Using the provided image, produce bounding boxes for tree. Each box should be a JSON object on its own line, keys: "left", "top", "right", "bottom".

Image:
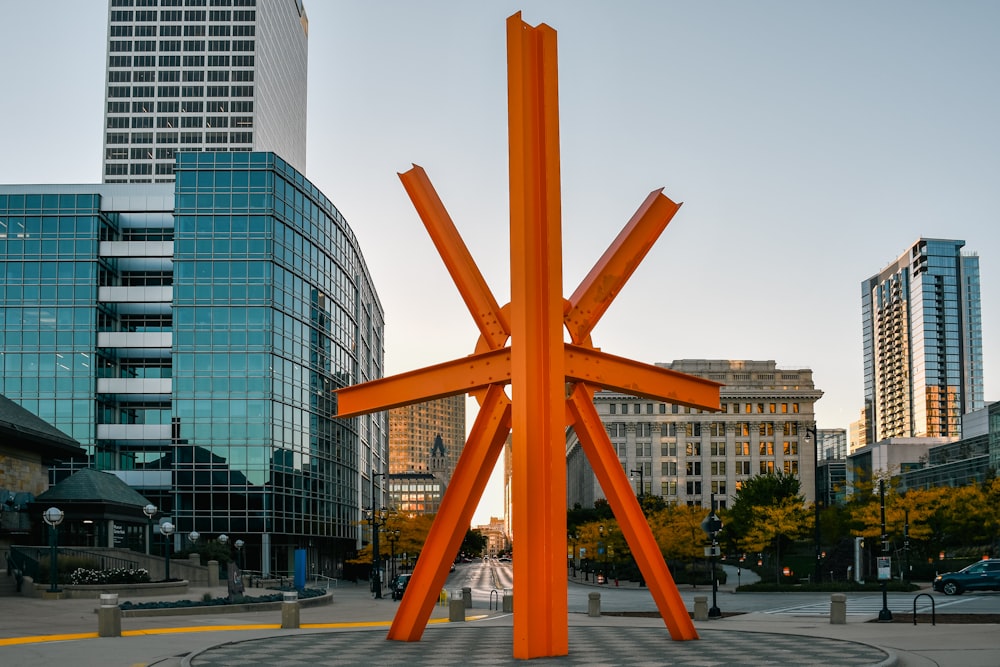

{"left": 460, "top": 529, "right": 488, "bottom": 557}
{"left": 742, "top": 497, "right": 812, "bottom": 582}
{"left": 725, "top": 472, "right": 802, "bottom": 554}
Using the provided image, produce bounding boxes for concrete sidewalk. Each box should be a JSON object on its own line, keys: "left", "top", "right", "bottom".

{"left": 0, "top": 581, "right": 997, "bottom": 666}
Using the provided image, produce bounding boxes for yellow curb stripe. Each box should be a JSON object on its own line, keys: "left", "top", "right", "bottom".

{"left": 0, "top": 632, "right": 98, "bottom": 646}
{"left": 0, "top": 614, "right": 491, "bottom": 646}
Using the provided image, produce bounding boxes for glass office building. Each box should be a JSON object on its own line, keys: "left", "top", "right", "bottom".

{"left": 862, "top": 238, "right": 984, "bottom": 442}
{"left": 0, "top": 152, "right": 385, "bottom": 575}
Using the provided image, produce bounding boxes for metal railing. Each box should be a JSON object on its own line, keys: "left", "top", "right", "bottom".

{"left": 310, "top": 574, "right": 339, "bottom": 591}
{"left": 8, "top": 545, "right": 140, "bottom": 584}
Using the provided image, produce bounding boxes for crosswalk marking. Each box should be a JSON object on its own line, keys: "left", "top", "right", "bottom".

{"left": 763, "top": 595, "right": 976, "bottom": 616}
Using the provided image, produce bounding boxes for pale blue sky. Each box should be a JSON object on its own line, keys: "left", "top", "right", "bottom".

{"left": 1, "top": 2, "right": 997, "bottom": 524}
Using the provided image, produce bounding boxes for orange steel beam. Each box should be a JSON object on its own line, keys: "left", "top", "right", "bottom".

{"left": 565, "top": 190, "right": 681, "bottom": 344}
{"left": 567, "top": 383, "right": 699, "bottom": 640}
{"left": 334, "top": 348, "right": 510, "bottom": 417}
{"left": 507, "top": 13, "right": 567, "bottom": 659}
{"left": 399, "top": 165, "right": 510, "bottom": 350}
{"left": 388, "top": 384, "right": 511, "bottom": 641}
{"left": 564, "top": 345, "right": 721, "bottom": 411}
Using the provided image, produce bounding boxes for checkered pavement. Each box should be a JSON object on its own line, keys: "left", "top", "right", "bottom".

{"left": 188, "top": 626, "right": 890, "bottom": 666}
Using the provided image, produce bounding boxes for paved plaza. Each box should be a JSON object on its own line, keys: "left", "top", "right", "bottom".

{"left": 1, "top": 580, "right": 998, "bottom": 666}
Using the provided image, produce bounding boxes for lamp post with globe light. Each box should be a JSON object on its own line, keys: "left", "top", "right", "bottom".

{"left": 160, "top": 521, "right": 175, "bottom": 581}
{"left": 42, "top": 507, "right": 64, "bottom": 593}
{"left": 143, "top": 504, "right": 157, "bottom": 555}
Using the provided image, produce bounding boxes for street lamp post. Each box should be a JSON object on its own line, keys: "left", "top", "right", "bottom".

{"left": 701, "top": 510, "right": 723, "bottom": 618}
{"left": 234, "top": 539, "right": 245, "bottom": 569}
{"left": 143, "top": 503, "right": 157, "bottom": 555}
{"left": 188, "top": 530, "right": 200, "bottom": 553}
{"left": 805, "top": 425, "right": 822, "bottom": 583}
{"left": 42, "top": 507, "right": 65, "bottom": 593}
{"left": 385, "top": 529, "right": 399, "bottom": 582}
{"left": 630, "top": 468, "right": 644, "bottom": 500}
{"left": 598, "top": 524, "right": 608, "bottom": 584}
{"left": 568, "top": 533, "right": 578, "bottom": 577}
{"left": 878, "top": 478, "right": 893, "bottom": 622}
{"left": 161, "top": 521, "right": 175, "bottom": 581}
{"left": 369, "top": 470, "right": 386, "bottom": 598}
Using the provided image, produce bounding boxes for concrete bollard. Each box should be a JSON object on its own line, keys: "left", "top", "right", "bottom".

{"left": 462, "top": 586, "right": 472, "bottom": 609}
{"left": 694, "top": 595, "right": 709, "bottom": 621}
{"left": 449, "top": 589, "right": 465, "bottom": 622}
{"left": 97, "top": 593, "right": 121, "bottom": 638}
{"left": 588, "top": 592, "right": 601, "bottom": 617}
{"left": 281, "top": 591, "right": 300, "bottom": 629}
{"left": 207, "top": 560, "right": 220, "bottom": 588}
{"left": 502, "top": 588, "right": 513, "bottom": 613}
{"left": 830, "top": 593, "right": 847, "bottom": 625}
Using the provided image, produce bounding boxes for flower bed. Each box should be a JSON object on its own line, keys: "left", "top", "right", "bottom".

{"left": 71, "top": 567, "right": 151, "bottom": 585}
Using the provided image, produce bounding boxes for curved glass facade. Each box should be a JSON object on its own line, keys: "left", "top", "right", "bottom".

{"left": 0, "top": 153, "right": 386, "bottom": 576}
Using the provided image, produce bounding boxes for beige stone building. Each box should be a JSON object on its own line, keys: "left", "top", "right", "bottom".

{"left": 566, "top": 360, "right": 823, "bottom": 510}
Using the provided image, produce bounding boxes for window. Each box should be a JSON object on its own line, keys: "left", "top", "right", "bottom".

{"left": 783, "top": 422, "right": 798, "bottom": 436}
{"left": 661, "top": 481, "right": 677, "bottom": 496}
{"left": 635, "top": 423, "right": 650, "bottom": 438}
{"left": 759, "top": 423, "right": 774, "bottom": 436}
{"left": 783, "top": 461, "right": 799, "bottom": 475}
{"left": 661, "top": 423, "right": 676, "bottom": 437}
{"left": 607, "top": 422, "right": 626, "bottom": 438}
{"left": 183, "top": 70, "right": 205, "bottom": 81}
{"left": 710, "top": 422, "right": 725, "bottom": 436}
{"left": 783, "top": 441, "right": 798, "bottom": 456}
{"left": 710, "top": 461, "right": 726, "bottom": 475}
{"left": 769, "top": 403, "right": 777, "bottom": 414}
{"left": 686, "top": 480, "right": 702, "bottom": 495}
{"left": 759, "top": 442, "right": 774, "bottom": 456}
{"left": 736, "top": 460, "right": 751, "bottom": 475}
{"left": 661, "top": 461, "right": 677, "bottom": 476}
{"left": 735, "top": 422, "right": 750, "bottom": 437}
{"left": 609, "top": 404, "right": 616, "bottom": 415}
{"left": 711, "top": 481, "right": 726, "bottom": 495}
{"left": 759, "top": 461, "right": 775, "bottom": 474}
{"left": 635, "top": 442, "right": 651, "bottom": 457}
{"left": 685, "top": 442, "right": 701, "bottom": 457}
{"left": 792, "top": 403, "right": 800, "bottom": 413}
{"left": 710, "top": 442, "right": 725, "bottom": 456}
{"left": 685, "top": 461, "right": 701, "bottom": 476}
{"left": 661, "top": 441, "right": 677, "bottom": 457}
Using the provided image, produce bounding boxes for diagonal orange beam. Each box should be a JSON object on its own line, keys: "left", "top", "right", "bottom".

{"left": 564, "top": 344, "right": 721, "bottom": 411}
{"left": 567, "top": 383, "right": 699, "bottom": 641}
{"left": 399, "top": 165, "right": 510, "bottom": 350}
{"left": 565, "top": 190, "right": 681, "bottom": 344}
{"left": 387, "top": 384, "right": 511, "bottom": 641}
{"left": 334, "top": 348, "right": 510, "bottom": 417}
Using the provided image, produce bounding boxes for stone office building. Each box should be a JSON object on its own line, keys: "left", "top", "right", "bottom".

{"left": 567, "top": 360, "right": 823, "bottom": 510}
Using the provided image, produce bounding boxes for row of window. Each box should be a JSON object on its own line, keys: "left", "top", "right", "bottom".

{"left": 108, "top": 84, "right": 254, "bottom": 97}
{"left": 108, "top": 101, "right": 254, "bottom": 114}
{"left": 109, "top": 69, "right": 253, "bottom": 82}
{"left": 105, "top": 130, "right": 253, "bottom": 145}
{"left": 111, "top": 10, "right": 256, "bottom": 23}
{"left": 110, "top": 39, "right": 254, "bottom": 52}
{"left": 622, "top": 440, "right": 801, "bottom": 458}
{"left": 108, "top": 118, "right": 252, "bottom": 132}
{"left": 608, "top": 401, "right": 802, "bottom": 415}
{"left": 109, "top": 54, "right": 254, "bottom": 68}
{"left": 111, "top": 24, "right": 255, "bottom": 37}
{"left": 111, "top": 0, "right": 257, "bottom": 7}
{"left": 606, "top": 421, "right": 802, "bottom": 438}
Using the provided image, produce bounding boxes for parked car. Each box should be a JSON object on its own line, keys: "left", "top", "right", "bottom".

{"left": 391, "top": 573, "right": 412, "bottom": 600}
{"left": 933, "top": 559, "right": 1000, "bottom": 595}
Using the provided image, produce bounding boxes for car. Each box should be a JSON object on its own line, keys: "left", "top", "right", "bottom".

{"left": 391, "top": 573, "right": 412, "bottom": 600}
{"left": 933, "top": 559, "right": 1000, "bottom": 595}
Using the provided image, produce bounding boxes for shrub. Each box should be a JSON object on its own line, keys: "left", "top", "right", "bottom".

{"left": 70, "top": 567, "right": 152, "bottom": 585}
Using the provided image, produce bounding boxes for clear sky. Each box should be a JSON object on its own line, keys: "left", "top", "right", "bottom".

{"left": 1, "top": 2, "right": 997, "bottom": 526}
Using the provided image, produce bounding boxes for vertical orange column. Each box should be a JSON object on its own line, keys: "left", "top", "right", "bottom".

{"left": 507, "top": 14, "right": 568, "bottom": 659}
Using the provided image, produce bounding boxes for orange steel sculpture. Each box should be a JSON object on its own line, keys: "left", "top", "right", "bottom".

{"left": 334, "top": 13, "right": 721, "bottom": 660}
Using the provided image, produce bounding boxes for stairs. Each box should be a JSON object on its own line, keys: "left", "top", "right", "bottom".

{"left": 0, "top": 569, "right": 19, "bottom": 596}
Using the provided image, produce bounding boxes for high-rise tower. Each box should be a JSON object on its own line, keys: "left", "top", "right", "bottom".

{"left": 862, "top": 238, "right": 984, "bottom": 442}
{"left": 102, "top": 0, "right": 308, "bottom": 184}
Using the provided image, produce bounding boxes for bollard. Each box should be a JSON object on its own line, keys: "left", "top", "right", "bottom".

{"left": 502, "top": 588, "right": 513, "bottom": 613}
{"left": 462, "top": 586, "right": 472, "bottom": 609}
{"left": 694, "top": 595, "right": 709, "bottom": 621}
{"left": 588, "top": 592, "right": 601, "bottom": 617}
{"left": 97, "top": 593, "right": 121, "bottom": 638}
{"left": 281, "top": 591, "right": 300, "bottom": 629}
{"left": 449, "top": 589, "right": 465, "bottom": 622}
{"left": 830, "top": 593, "right": 847, "bottom": 625}
{"left": 207, "top": 559, "right": 220, "bottom": 588}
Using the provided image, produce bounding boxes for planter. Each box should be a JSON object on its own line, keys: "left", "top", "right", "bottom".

{"left": 32, "top": 579, "right": 190, "bottom": 599}
{"left": 119, "top": 590, "right": 333, "bottom": 617}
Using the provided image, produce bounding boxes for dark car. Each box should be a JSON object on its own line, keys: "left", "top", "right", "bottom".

{"left": 933, "top": 559, "right": 1000, "bottom": 595}
{"left": 391, "top": 573, "right": 412, "bottom": 600}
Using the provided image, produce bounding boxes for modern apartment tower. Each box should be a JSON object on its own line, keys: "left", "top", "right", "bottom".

{"left": 0, "top": 152, "right": 385, "bottom": 575}
{"left": 103, "top": 0, "right": 308, "bottom": 184}
{"left": 862, "top": 238, "right": 984, "bottom": 442}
